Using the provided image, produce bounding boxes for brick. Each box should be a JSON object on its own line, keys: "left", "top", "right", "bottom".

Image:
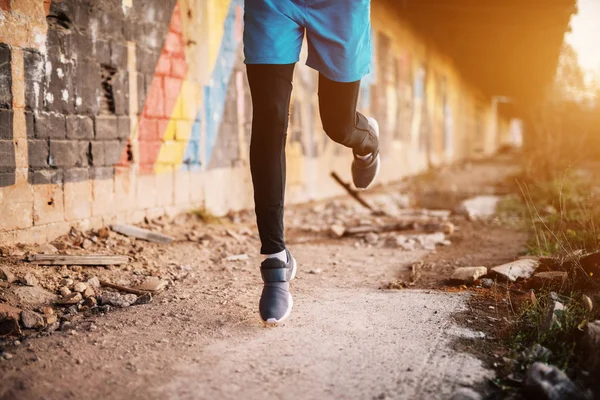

{"left": 0, "top": 173, "right": 15, "bottom": 187}
{"left": 155, "top": 55, "right": 171, "bottom": 76}
{"left": 74, "top": 61, "right": 101, "bottom": 115}
{"left": 94, "top": 40, "right": 111, "bottom": 65}
{"left": 90, "top": 141, "right": 105, "bottom": 166}
{"left": 64, "top": 179, "right": 92, "bottom": 221}
{"left": 33, "top": 184, "right": 65, "bottom": 225}
{"left": 104, "top": 140, "right": 123, "bottom": 166}
{"left": 138, "top": 118, "right": 158, "bottom": 142}
{"left": 64, "top": 167, "right": 88, "bottom": 183}
{"left": 139, "top": 141, "right": 161, "bottom": 167}
{"left": 0, "top": 109, "right": 13, "bottom": 139}
{"left": 15, "top": 222, "right": 71, "bottom": 245}
{"left": 90, "top": 166, "right": 113, "bottom": 180}
{"left": 175, "top": 120, "right": 192, "bottom": 141}
{"left": 44, "top": 51, "right": 73, "bottom": 114}
{"left": 28, "top": 169, "right": 63, "bottom": 185}
{"left": 143, "top": 77, "right": 164, "bottom": 118}
{"left": 0, "top": 183, "right": 33, "bottom": 230}
{"left": 171, "top": 57, "right": 187, "bottom": 79}
{"left": 137, "top": 73, "right": 146, "bottom": 112}
{"left": 157, "top": 119, "right": 170, "bottom": 140}
{"left": 92, "top": 178, "right": 115, "bottom": 216}
{"left": 0, "top": 140, "right": 15, "bottom": 168}
{"left": 67, "top": 115, "right": 94, "bottom": 140}
{"left": 136, "top": 47, "right": 156, "bottom": 75}
{"left": 25, "top": 112, "right": 34, "bottom": 138}
{"left": 27, "top": 139, "right": 49, "bottom": 168}
{"left": 164, "top": 32, "right": 184, "bottom": 56}
{"left": 111, "top": 42, "right": 128, "bottom": 68}
{"left": 95, "top": 116, "right": 118, "bottom": 140}
{"left": 117, "top": 116, "right": 130, "bottom": 139}
{"left": 35, "top": 112, "right": 66, "bottom": 139}
{"left": 23, "top": 50, "right": 45, "bottom": 111}
{"left": 112, "top": 71, "right": 129, "bottom": 116}
{"left": 49, "top": 140, "right": 87, "bottom": 168}
{"left": 164, "top": 76, "right": 183, "bottom": 112}
{"left": 0, "top": 43, "right": 12, "bottom": 108}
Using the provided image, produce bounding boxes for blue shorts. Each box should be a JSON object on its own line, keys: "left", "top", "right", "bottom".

{"left": 243, "top": 0, "right": 372, "bottom": 83}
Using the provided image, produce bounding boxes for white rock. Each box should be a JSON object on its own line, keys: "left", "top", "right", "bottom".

{"left": 451, "top": 267, "right": 488, "bottom": 283}
{"left": 456, "top": 196, "right": 504, "bottom": 219}
{"left": 491, "top": 259, "right": 539, "bottom": 282}
{"left": 73, "top": 282, "right": 87, "bottom": 293}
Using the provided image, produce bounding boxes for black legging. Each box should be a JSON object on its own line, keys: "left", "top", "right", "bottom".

{"left": 247, "top": 63, "right": 378, "bottom": 254}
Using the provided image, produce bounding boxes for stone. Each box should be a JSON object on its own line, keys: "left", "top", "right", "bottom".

{"left": 481, "top": 278, "right": 495, "bottom": 289}
{"left": 56, "top": 292, "right": 83, "bottom": 306}
{"left": 82, "top": 296, "right": 97, "bottom": 308}
{"left": 83, "top": 287, "right": 95, "bottom": 298}
{"left": 456, "top": 196, "right": 503, "bottom": 219}
{"left": 330, "top": 225, "right": 345, "bottom": 238}
{"left": 73, "top": 282, "right": 87, "bottom": 293}
{"left": 448, "top": 388, "right": 482, "bottom": 400}
{"left": 443, "top": 222, "right": 456, "bottom": 235}
{"left": 60, "top": 278, "right": 74, "bottom": 287}
{"left": 98, "top": 227, "right": 110, "bottom": 238}
{"left": 450, "top": 267, "right": 488, "bottom": 283}
{"left": 21, "top": 273, "right": 38, "bottom": 287}
{"left": 582, "top": 321, "right": 600, "bottom": 376}
{"left": 44, "top": 314, "right": 58, "bottom": 325}
{"left": 20, "top": 310, "right": 45, "bottom": 329}
{"left": 37, "top": 243, "right": 58, "bottom": 254}
{"left": 135, "top": 293, "right": 153, "bottom": 305}
{"left": 524, "top": 362, "right": 587, "bottom": 400}
{"left": 309, "top": 268, "right": 322, "bottom": 275}
{"left": 531, "top": 272, "right": 568, "bottom": 291}
{"left": 45, "top": 321, "right": 60, "bottom": 332}
{"left": 82, "top": 239, "right": 93, "bottom": 249}
{"left": 365, "top": 232, "right": 379, "bottom": 245}
{"left": 59, "top": 287, "right": 71, "bottom": 296}
{"left": 40, "top": 306, "right": 54, "bottom": 315}
{"left": 13, "top": 286, "right": 57, "bottom": 305}
{"left": 87, "top": 277, "right": 100, "bottom": 287}
{"left": 0, "top": 304, "right": 22, "bottom": 336}
{"left": 0, "top": 304, "right": 22, "bottom": 320}
{"left": 100, "top": 292, "right": 137, "bottom": 308}
{"left": 134, "top": 277, "right": 168, "bottom": 292}
{"left": 2, "top": 352, "right": 13, "bottom": 360}
{"left": 0, "top": 267, "right": 15, "bottom": 283}
{"left": 491, "top": 259, "right": 539, "bottom": 282}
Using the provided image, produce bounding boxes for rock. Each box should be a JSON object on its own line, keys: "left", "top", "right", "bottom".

{"left": 82, "top": 239, "right": 93, "bottom": 249}
{"left": 521, "top": 344, "right": 553, "bottom": 363}
{"left": 0, "top": 267, "right": 16, "bottom": 283}
{"left": 443, "top": 222, "right": 456, "bottom": 235}
{"left": 309, "top": 269, "right": 322, "bottom": 275}
{"left": 365, "top": 232, "right": 379, "bottom": 245}
{"left": 20, "top": 310, "right": 45, "bottom": 329}
{"left": 0, "top": 304, "right": 22, "bottom": 320}
{"left": 450, "top": 267, "right": 488, "bottom": 283}
{"left": 83, "top": 287, "right": 95, "bottom": 298}
{"left": 481, "top": 278, "right": 495, "bottom": 289}
{"left": 73, "top": 282, "right": 87, "bottom": 293}
{"left": 0, "top": 304, "right": 22, "bottom": 336}
{"left": 133, "top": 277, "right": 168, "bottom": 292}
{"left": 13, "top": 286, "right": 57, "bottom": 305}
{"left": 60, "top": 278, "right": 74, "bottom": 287}
{"left": 87, "top": 277, "right": 101, "bottom": 287}
{"left": 330, "top": 224, "right": 346, "bottom": 238}
{"left": 21, "top": 273, "right": 38, "bottom": 287}
{"left": 38, "top": 243, "right": 58, "bottom": 254}
{"left": 524, "top": 362, "right": 587, "bottom": 400}
{"left": 541, "top": 301, "right": 565, "bottom": 331}
{"left": 2, "top": 352, "right": 13, "bottom": 360}
{"left": 58, "top": 287, "right": 71, "bottom": 296}
{"left": 82, "top": 297, "right": 97, "bottom": 308}
{"left": 135, "top": 293, "right": 153, "bottom": 305}
{"left": 225, "top": 254, "right": 249, "bottom": 262}
{"left": 582, "top": 321, "right": 600, "bottom": 376}
{"left": 491, "top": 259, "right": 539, "bottom": 282}
{"left": 100, "top": 292, "right": 138, "bottom": 308}
{"left": 56, "top": 292, "right": 83, "bottom": 306}
{"left": 532, "top": 272, "right": 568, "bottom": 291}
{"left": 44, "top": 314, "right": 58, "bottom": 325}
{"left": 447, "top": 388, "right": 482, "bottom": 400}
{"left": 40, "top": 306, "right": 54, "bottom": 315}
{"left": 582, "top": 295, "right": 593, "bottom": 312}
{"left": 45, "top": 321, "right": 60, "bottom": 332}
{"left": 98, "top": 227, "right": 110, "bottom": 239}
{"left": 456, "top": 195, "right": 503, "bottom": 219}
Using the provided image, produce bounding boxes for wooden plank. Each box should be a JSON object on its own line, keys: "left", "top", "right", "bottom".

{"left": 27, "top": 254, "right": 129, "bottom": 266}
{"left": 111, "top": 224, "right": 173, "bottom": 244}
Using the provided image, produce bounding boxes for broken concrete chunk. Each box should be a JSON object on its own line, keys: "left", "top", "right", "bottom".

{"left": 82, "top": 239, "right": 93, "bottom": 250}
{"left": 13, "top": 286, "right": 57, "bottom": 305}
{"left": 135, "top": 293, "right": 153, "bottom": 305}
{"left": 491, "top": 259, "right": 539, "bottom": 282}
{"left": 44, "top": 314, "right": 58, "bottom": 325}
{"left": 20, "top": 310, "right": 45, "bottom": 329}
{"left": 59, "top": 287, "right": 71, "bottom": 297}
{"left": 87, "top": 277, "right": 101, "bottom": 287}
{"left": 111, "top": 224, "right": 174, "bottom": 244}
{"left": 0, "top": 267, "right": 16, "bottom": 283}
{"left": 100, "top": 292, "right": 138, "bottom": 308}
{"left": 524, "top": 362, "right": 587, "bottom": 400}
{"left": 83, "top": 287, "right": 95, "bottom": 298}
{"left": 21, "top": 273, "right": 38, "bottom": 287}
{"left": 37, "top": 243, "right": 58, "bottom": 254}
{"left": 330, "top": 225, "right": 346, "bottom": 238}
{"left": 450, "top": 267, "right": 488, "bottom": 283}
{"left": 133, "top": 277, "right": 168, "bottom": 293}
{"left": 57, "top": 292, "right": 83, "bottom": 306}
{"left": 73, "top": 282, "right": 87, "bottom": 293}
{"left": 0, "top": 304, "right": 22, "bottom": 321}
{"left": 60, "top": 278, "right": 74, "bottom": 287}
{"left": 531, "top": 272, "right": 568, "bottom": 291}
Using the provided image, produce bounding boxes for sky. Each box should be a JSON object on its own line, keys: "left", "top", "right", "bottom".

{"left": 566, "top": 0, "right": 600, "bottom": 72}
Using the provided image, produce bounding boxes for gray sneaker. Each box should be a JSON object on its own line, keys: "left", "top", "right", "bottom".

{"left": 259, "top": 248, "right": 297, "bottom": 325}
{"left": 351, "top": 117, "right": 381, "bottom": 190}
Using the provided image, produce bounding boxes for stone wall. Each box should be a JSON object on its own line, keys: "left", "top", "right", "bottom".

{"left": 0, "top": 0, "right": 516, "bottom": 244}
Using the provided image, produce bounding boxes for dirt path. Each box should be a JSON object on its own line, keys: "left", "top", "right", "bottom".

{"left": 0, "top": 157, "right": 526, "bottom": 400}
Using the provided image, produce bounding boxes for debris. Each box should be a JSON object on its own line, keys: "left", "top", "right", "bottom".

{"left": 344, "top": 222, "right": 414, "bottom": 236}
{"left": 365, "top": 232, "right": 379, "bottom": 245}
{"left": 448, "top": 388, "right": 482, "bottom": 400}
{"left": 582, "top": 295, "right": 593, "bottom": 312}
{"left": 59, "top": 287, "right": 71, "bottom": 296}
{"left": 21, "top": 273, "right": 38, "bottom": 287}
{"left": 582, "top": 321, "right": 600, "bottom": 376}
{"left": 456, "top": 195, "right": 503, "bottom": 219}
{"left": 73, "top": 282, "right": 87, "bottom": 293}
{"left": 523, "top": 362, "right": 588, "bottom": 400}
{"left": 111, "top": 224, "right": 174, "bottom": 244}
{"left": 2, "top": 352, "right": 13, "bottom": 360}
{"left": 450, "top": 267, "right": 488, "bottom": 284}
{"left": 20, "top": 310, "right": 45, "bottom": 329}
{"left": 330, "top": 171, "right": 381, "bottom": 214}
{"left": 330, "top": 225, "right": 346, "bottom": 238}
{"left": 491, "top": 259, "right": 539, "bottom": 282}
{"left": 82, "top": 297, "right": 97, "bottom": 308}
{"left": 309, "top": 269, "right": 322, "bottom": 275}
{"left": 82, "top": 239, "right": 93, "bottom": 249}
{"left": 83, "top": 287, "right": 95, "bottom": 298}
{"left": 225, "top": 229, "right": 243, "bottom": 242}
{"left": 0, "top": 304, "right": 23, "bottom": 336}
{"left": 133, "top": 277, "right": 168, "bottom": 293}
{"left": 40, "top": 306, "right": 54, "bottom": 315}
{"left": 100, "top": 292, "right": 138, "bottom": 308}
{"left": 60, "top": 278, "right": 74, "bottom": 287}
{"left": 27, "top": 254, "right": 129, "bottom": 266}
{"left": 87, "top": 277, "right": 101, "bottom": 287}
{"left": 97, "top": 227, "right": 110, "bottom": 239}
{"left": 44, "top": 314, "right": 58, "bottom": 325}
{"left": 531, "top": 272, "right": 568, "bottom": 291}
{"left": 135, "top": 293, "right": 153, "bottom": 305}
{"left": 382, "top": 279, "right": 408, "bottom": 290}
{"left": 99, "top": 280, "right": 148, "bottom": 295}
{"left": 37, "top": 243, "right": 58, "bottom": 254}
{"left": 481, "top": 278, "right": 495, "bottom": 289}
{"left": 56, "top": 292, "right": 83, "bottom": 306}
{"left": 0, "top": 267, "right": 16, "bottom": 283}
{"left": 225, "top": 254, "right": 249, "bottom": 262}
{"left": 13, "top": 286, "right": 57, "bottom": 305}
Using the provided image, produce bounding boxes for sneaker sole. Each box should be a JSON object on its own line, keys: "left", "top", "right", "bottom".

{"left": 262, "top": 256, "right": 297, "bottom": 326}
{"left": 355, "top": 153, "right": 381, "bottom": 191}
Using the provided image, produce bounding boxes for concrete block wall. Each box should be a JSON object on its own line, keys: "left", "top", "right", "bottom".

{"left": 0, "top": 0, "right": 515, "bottom": 244}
